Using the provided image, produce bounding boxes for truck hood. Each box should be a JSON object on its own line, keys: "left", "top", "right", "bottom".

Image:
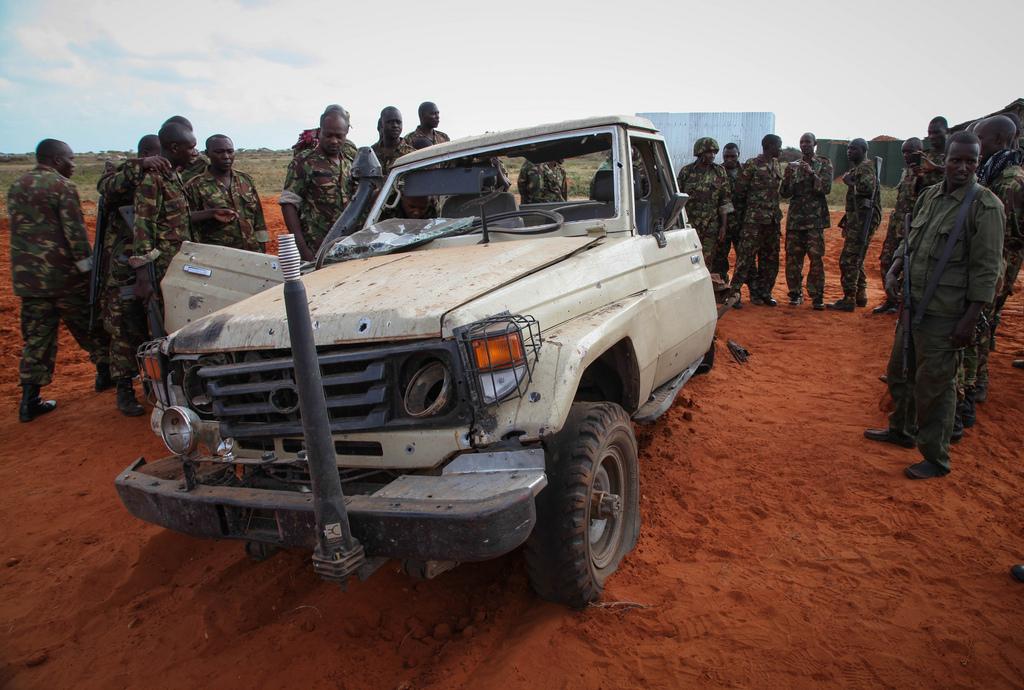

{"left": 169, "top": 236, "right": 598, "bottom": 353}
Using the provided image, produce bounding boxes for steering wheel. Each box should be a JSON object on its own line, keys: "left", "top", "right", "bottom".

{"left": 465, "top": 209, "right": 564, "bottom": 235}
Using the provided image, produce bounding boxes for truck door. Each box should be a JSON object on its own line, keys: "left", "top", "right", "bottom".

{"left": 629, "top": 135, "right": 716, "bottom": 387}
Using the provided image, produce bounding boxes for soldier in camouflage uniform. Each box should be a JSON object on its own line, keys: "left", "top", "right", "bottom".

{"left": 404, "top": 102, "right": 449, "bottom": 147}
{"left": 293, "top": 105, "right": 359, "bottom": 164}
{"left": 780, "top": 132, "right": 833, "bottom": 309}
{"left": 518, "top": 160, "right": 568, "bottom": 204}
{"left": 677, "top": 137, "right": 733, "bottom": 269}
{"left": 712, "top": 143, "right": 742, "bottom": 285}
{"left": 965, "top": 115, "right": 1024, "bottom": 416}
{"left": 372, "top": 107, "right": 415, "bottom": 176}
{"left": 874, "top": 138, "right": 924, "bottom": 314}
{"left": 728, "top": 134, "right": 783, "bottom": 306}
{"left": 828, "top": 139, "right": 880, "bottom": 311}
{"left": 95, "top": 134, "right": 166, "bottom": 416}
{"left": 8, "top": 139, "right": 111, "bottom": 422}
{"left": 131, "top": 122, "right": 197, "bottom": 322}
{"left": 280, "top": 110, "right": 352, "bottom": 260}
{"left": 184, "top": 135, "right": 269, "bottom": 252}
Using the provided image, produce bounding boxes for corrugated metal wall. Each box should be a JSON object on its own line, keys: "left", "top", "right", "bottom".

{"left": 638, "top": 112, "right": 776, "bottom": 175}
{"left": 816, "top": 139, "right": 906, "bottom": 187}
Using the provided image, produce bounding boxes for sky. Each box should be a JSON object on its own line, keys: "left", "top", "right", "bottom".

{"left": 0, "top": 0, "right": 1021, "bottom": 155}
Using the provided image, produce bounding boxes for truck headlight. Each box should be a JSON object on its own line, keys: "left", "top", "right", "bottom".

{"left": 160, "top": 406, "right": 201, "bottom": 455}
{"left": 403, "top": 359, "right": 452, "bottom": 417}
{"left": 457, "top": 315, "right": 541, "bottom": 406}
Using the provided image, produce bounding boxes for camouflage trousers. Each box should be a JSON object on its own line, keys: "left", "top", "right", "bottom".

{"left": 19, "top": 292, "right": 109, "bottom": 387}
{"left": 879, "top": 213, "right": 902, "bottom": 283}
{"left": 102, "top": 284, "right": 148, "bottom": 380}
{"left": 838, "top": 221, "right": 880, "bottom": 299}
{"left": 784, "top": 225, "right": 826, "bottom": 300}
{"left": 694, "top": 221, "right": 720, "bottom": 271}
{"left": 731, "top": 221, "right": 780, "bottom": 299}
{"left": 712, "top": 216, "right": 741, "bottom": 282}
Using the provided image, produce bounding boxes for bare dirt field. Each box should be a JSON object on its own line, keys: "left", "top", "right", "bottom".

{"left": 1, "top": 204, "right": 1022, "bottom": 689}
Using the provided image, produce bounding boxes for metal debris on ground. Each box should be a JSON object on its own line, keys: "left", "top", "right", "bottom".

{"left": 727, "top": 340, "right": 750, "bottom": 364}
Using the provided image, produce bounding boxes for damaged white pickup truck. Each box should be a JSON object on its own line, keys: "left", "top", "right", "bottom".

{"left": 117, "top": 115, "right": 717, "bottom": 608}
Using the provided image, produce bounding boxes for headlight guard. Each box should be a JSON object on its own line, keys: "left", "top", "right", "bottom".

{"left": 456, "top": 314, "right": 541, "bottom": 406}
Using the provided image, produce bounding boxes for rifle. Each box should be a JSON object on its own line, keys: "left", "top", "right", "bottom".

{"left": 899, "top": 213, "right": 913, "bottom": 375}
{"left": 88, "top": 195, "right": 109, "bottom": 330}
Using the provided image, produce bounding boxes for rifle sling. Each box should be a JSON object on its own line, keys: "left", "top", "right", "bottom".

{"left": 912, "top": 183, "right": 980, "bottom": 326}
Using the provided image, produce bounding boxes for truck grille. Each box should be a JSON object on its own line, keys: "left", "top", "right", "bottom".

{"left": 191, "top": 341, "right": 472, "bottom": 440}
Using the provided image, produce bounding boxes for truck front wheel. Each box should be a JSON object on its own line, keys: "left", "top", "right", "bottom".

{"left": 525, "top": 402, "right": 640, "bottom": 608}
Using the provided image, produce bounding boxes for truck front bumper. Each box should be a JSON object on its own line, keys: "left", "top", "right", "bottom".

{"left": 115, "top": 449, "right": 546, "bottom": 562}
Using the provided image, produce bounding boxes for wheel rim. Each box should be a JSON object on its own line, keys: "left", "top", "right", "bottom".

{"left": 588, "top": 445, "right": 625, "bottom": 570}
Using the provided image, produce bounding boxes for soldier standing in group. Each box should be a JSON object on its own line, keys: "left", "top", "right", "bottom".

{"left": 779, "top": 132, "right": 833, "bottom": 309}
{"left": 184, "top": 134, "right": 268, "bottom": 252}
{"left": 677, "top": 137, "right": 732, "bottom": 269}
{"left": 873, "top": 138, "right": 924, "bottom": 314}
{"left": 728, "top": 134, "right": 783, "bottom": 306}
{"left": 865, "top": 131, "right": 1003, "bottom": 479}
{"left": 405, "top": 102, "right": 449, "bottom": 147}
{"left": 131, "top": 122, "right": 197, "bottom": 324}
{"left": 372, "top": 106, "right": 415, "bottom": 176}
{"left": 713, "top": 142, "right": 742, "bottom": 285}
{"left": 518, "top": 160, "right": 568, "bottom": 204}
{"left": 8, "top": 139, "right": 111, "bottom": 422}
{"left": 280, "top": 110, "right": 352, "bottom": 261}
{"left": 921, "top": 116, "right": 948, "bottom": 187}
{"left": 968, "top": 115, "right": 1024, "bottom": 410}
{"left": 828, "top": 138, "right": 880, "bottom": 311}
{"left": 96, "top": 134, "right": 166, "bottom": 416}
{"left": 163, "top": 116, "right": 209, "bottom": 184}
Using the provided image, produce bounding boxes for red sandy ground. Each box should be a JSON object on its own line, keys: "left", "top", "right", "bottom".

{"left": 1, "top": 202, "right": 1022, "bottom": 689}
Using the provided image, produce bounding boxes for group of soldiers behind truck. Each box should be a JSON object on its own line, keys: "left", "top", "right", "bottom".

{"left": 677, "top": 114, "right": 1022, "bottom": 480}
{"left": 7, "top": 105, "right": 1023, "bottom": 486}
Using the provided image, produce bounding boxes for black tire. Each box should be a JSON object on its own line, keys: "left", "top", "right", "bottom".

{"left": 695, "top": 337, "right": 716, "bottom": 375}
{"left": 525, "top": 402, "right": 640, "bottom": 608}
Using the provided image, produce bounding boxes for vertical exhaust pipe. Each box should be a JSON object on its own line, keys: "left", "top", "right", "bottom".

{"left": 278, "top": 234, "right": 365, "bottom": 584}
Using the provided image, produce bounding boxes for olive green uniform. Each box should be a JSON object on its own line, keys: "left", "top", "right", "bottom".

{"left": 885, "top": 178, "right": 1004, "bottom": 472}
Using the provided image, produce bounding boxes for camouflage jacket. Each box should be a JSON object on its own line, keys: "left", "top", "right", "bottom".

{"left": 987, "top": 163, "right": 1024, "bottom": 252}
{"left": 132, "top": 169, "right": 193, "bottom": 268}
{"left": 294, "top": 139, "right": 358, "bottom": 163}
{"left": 921, "top": 149, "right": 945, "bottom": 189}
{"left": 889, "top": 166, "right": 922, "bottom": 237}
{"left": 842, "top": 158, "right": 881, "bottom": 233}
{"left": 734, "top": 155, "right": 782, "bottom": 225}
{"left": 280, "top": 147, "right": 352, "bottom": 250}
{"left": 97, "top": 160, "right": 146, "bottom": 285}
{"left": 7, "top": 165, "right": 92, "bottom": 297}
{"left": 180, "top": 154, "right": 211, "bottom": 185}
{"left": 676, "top": 162, "right": 733, "bottom": 232}
{"left": 372, "top": 139, "right": 415, "bottom": 176}
{"left": 779, "top": 155, "right": 833, "bottom": 230}
{"left": 518, "top": 161, "right": 568, "bottom": 204}
{"left": 403, "top": 126, "right": 450, "bottom": 147}
{"left": 184, "top": 167, "right": 268, "bottom": 252}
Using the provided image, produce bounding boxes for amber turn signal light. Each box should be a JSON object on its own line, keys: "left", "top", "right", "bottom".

{"left": 471, "top": 332, "right": 526, "bottom": 372}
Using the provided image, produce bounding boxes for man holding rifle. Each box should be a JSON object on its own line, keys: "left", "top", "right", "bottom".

{"left": 829, "top": 138, "right": 881, "bottom": 311}
{"left": 864, "top": 131, "right": 1003, "bottom": 479}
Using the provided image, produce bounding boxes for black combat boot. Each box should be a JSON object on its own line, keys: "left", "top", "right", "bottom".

{"left": 94, "top": 362, "right": 113, "bottom": 392}
{"left": 789, "top": 294, "right": 803, "bottom": 306}
{"left": 872, "top": 298, "right": 897, "bottom": 314}
{"left": 856, "top": 290, "right": 868, "bottom": 308}
{"left": 812, "top": 298, "right": 824, "bottom": 311}
{"left": 974, "top": 377, "right": 988, "bottom": 403}
{"left": 951, "top": 411, "right": 964, "bottom": 443}
{"left": 827, "top": 296, "right": 855, "bottom": 312}
{"left": 19, "top": 384, "right": 57, "bottom": 423}
{"left": 116, "top": 378, "right": 145, "bottom": 417}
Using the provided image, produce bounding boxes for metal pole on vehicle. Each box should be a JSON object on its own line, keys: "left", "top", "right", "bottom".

{"left": 278, "top": 234, "right": 365, "bottom": 584}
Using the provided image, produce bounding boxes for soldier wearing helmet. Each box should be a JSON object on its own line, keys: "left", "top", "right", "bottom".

{"left": 676, "top": 137, "right": 733, "bottom": 268}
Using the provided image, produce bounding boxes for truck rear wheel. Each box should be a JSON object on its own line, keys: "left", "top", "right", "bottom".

{"left": 525, "top": 402, "right": 640, "bottom": 608}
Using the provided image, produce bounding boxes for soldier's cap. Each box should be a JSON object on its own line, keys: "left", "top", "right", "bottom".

{"left": 693, "top": 137, "right": 720, "bottom": 156}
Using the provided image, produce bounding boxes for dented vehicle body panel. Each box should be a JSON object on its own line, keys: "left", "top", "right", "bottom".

{"left": 118, "top": 115, "right": 717, "bottom": 570}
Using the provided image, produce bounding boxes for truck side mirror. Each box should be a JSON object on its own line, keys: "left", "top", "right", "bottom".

{"left": 664, "top": 192, "right": 689, "bottom": 228}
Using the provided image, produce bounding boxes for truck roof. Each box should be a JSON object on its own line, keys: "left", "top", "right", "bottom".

{"left": 395, "top": 114, "right": 658, "bottom": 167}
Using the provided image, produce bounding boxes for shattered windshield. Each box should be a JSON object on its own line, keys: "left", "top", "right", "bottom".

{"left": 323, "top": 217, "right": 475, "bottom": 262}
